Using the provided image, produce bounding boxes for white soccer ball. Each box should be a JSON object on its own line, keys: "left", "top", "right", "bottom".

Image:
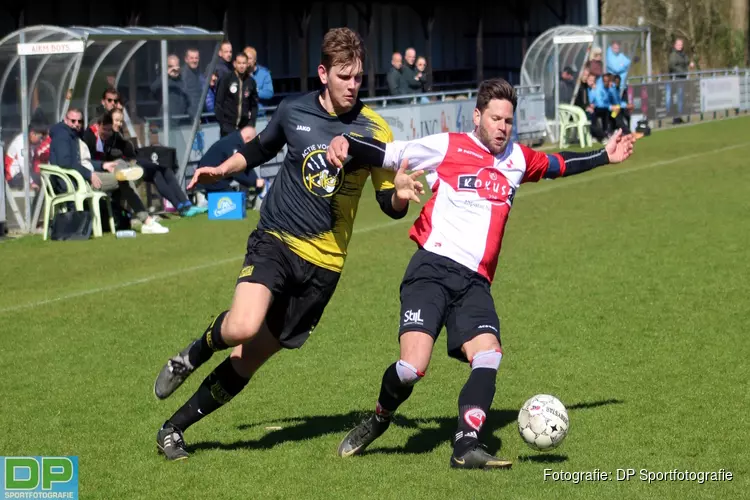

{"left": 518, "top": 394, "right": 569, "bottom": 452}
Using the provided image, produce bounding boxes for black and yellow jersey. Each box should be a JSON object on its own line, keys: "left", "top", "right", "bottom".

{"left": 243, "top": 90, "right": 399, "bottom": 273}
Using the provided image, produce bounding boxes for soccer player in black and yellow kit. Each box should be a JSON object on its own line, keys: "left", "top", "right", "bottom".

{"left": 152, "top": 28, "right": 421, "bottom": 460}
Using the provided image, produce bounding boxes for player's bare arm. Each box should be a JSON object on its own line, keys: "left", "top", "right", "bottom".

{"left": 188, "top": 102, "right": 289, "bottom": 190}
{"left": 187, "top": 152, "right": 247, "bottom": 189}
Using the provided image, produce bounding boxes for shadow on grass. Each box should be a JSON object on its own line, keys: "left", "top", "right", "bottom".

{"left": 189, "top": 398, "right": 623, "bottom": 457}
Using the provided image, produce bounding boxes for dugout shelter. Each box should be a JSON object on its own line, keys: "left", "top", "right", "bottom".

{"left": 0, "top": 25, "right": 224, "bottom": 234}
{"left": 520, "top": 24, "right": 652, "bottom": 142}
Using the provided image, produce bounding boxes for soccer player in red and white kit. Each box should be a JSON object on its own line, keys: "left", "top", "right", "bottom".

{"left": 326, "top": 78, "right": 635, "bottom": 469}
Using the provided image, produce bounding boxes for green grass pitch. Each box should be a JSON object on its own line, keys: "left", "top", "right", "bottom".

{"left": 1, "top": 118, "right": 748, "bottom": 499}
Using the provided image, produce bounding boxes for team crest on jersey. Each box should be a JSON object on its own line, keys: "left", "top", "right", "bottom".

{"left": 302, "top": 145, "right": 344, "bottom": 197}
{"left": 457, "top": 167, "right": 516, "bottom": 205}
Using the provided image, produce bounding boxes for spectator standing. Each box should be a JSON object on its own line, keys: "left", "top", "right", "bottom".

{"left": 244, "top": 46, "right": 274, "bottom": 110}
{"left": 667, "top": 38, "right": 695, "bottom": 124}
{"left": 401, "top": 47, "right": 423, "bottom": 96}
{"left": 215, "top": 41, "right": 234, "bottom": 82}
{"left": 668, "top": 38, "right": 695, "bottom": 78}
{"left": 150, "top": 54, "right": 190, "bottom": 117}
{"left": 606, "top": 41, "right": 631, "bottom": 85}
{"left": 204, "top": 72, "right": 219, "bottom": 113}
{"left": 416, "top": 56, "right": 433, "bottom": 103}
{"left": 182, "top": 48, "right": 206, "bottom": 118}
{"left": 214, "top": 52, "right": 258, "bottom": 137}
{"left": 588, "top": 47, "right": 603, "bottom": 77}
{"left": 387, "top": 52, "right": 404, "bottom": 97}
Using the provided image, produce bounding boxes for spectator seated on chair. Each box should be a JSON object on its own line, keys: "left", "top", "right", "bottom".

{"left": 192, "top": 125, "right": 264, "bottom": 203}
{"left": 602, "top": 73, "right": 629, "bottom": 133}
{"left": 88, "top": 109, "right": 206, "bottom": 217}
{"left": 50, "top": 108, "right": 169, "bottom": 234}
{"left": 612, "top": 75, "right": 635, "bottom": 130}
{"left": 4, "top": 122, "right": 46, "bottom": 191}
{"left": 585, "top": 74, "right": 612, "bottom": 142}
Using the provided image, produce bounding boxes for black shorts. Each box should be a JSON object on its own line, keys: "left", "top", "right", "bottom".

{"left": 398, "top": 248, "right": 501, "bottom": 362}
{"left": 236, "top": 229, "right": 340, "bottom": 349}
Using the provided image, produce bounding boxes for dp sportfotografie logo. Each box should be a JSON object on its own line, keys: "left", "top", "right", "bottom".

{"left": 1, "top": 457, "right": 78, "bottom": 499}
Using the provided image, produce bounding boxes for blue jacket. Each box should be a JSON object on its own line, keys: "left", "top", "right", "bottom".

{"left": 251, "top": 64, "right": 274, "bottom": 116}
{"left": 607, "top": 85, "right": 626, "bottom": 107}
{"left": 205, "top": 88, "right": 216, "bottom": 113}
{"left": 606, "top": 48, "right": 631, "bottom": 84}
{"left": 49, "top": 122, "right": 92, "bottom": 181}
{"left": 588, "top": 85, "right": 613, "bottom": 110}
{"left": 251, "top": 65, "right": 274, "bottom": 101}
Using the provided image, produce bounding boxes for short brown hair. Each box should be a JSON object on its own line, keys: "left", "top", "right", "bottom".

{"left": 321, "top": 27, "right": 365, "bottom": 71}
{"left": 475, "top": 78, "right": 517, "bottom": 113}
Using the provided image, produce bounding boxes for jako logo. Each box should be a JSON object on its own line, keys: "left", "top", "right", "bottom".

{"left": 213, "top": 197, "right": 237, "bottom": 217}
{"left": 403, "top": 309, "right": 423, "bottom": 325}
{"left": 1, "top": 456, "right": 79, "bottom": 499}
{"left": 296, "top": 125, "right": 311, "bottom": 132}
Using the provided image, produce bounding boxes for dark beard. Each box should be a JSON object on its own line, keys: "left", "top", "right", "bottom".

{"left": 476, "top": 125, "right": 507, "bottom": 156}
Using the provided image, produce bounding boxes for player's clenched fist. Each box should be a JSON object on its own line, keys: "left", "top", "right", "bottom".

{"left": 327, "top": 135, "right": 350, "bottom": 168}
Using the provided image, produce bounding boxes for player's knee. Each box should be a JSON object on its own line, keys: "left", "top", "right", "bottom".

{"left": 222, "top": 312, "right": 262, "bottom": 343}
{"left": 396, "top": 359, "right": 425, "bottom": 386}
{"left": 463, "top": 332, "right": 501, "bottom": 362}
{"left": 470, "top": 349, "right": 503, "bottom": 371}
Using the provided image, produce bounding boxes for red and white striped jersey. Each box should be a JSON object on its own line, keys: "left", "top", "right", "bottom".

{"left": 383, "top": 132, "right": 567, "bottom": 283}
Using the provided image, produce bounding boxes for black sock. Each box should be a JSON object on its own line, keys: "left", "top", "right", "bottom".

{"left": 187, "top": 311, "right": 229, "bottom": 368}
{"left": 166, "top": 356, "right": 249, "bottom": 432}
{"left": 453, "top": 367, "right": 497, "bottom": 457}
{"left": 375, "top": 362, "right": 415, "bottom": 420}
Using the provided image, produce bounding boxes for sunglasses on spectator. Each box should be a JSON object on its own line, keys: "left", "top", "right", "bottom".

{"left": 67, "top": 118, "right": 82, "bottom": 123}
{"left": 106, "top": 98, "right": 119, "bottom": 103}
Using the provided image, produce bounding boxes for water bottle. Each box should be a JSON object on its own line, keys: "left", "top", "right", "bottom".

{"left": 116, "top": 230, "right": 137, "bottom": 239}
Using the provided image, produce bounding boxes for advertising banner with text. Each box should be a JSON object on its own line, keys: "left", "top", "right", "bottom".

{"left": 169, "top": 93, "right": 549, "bottom": 180}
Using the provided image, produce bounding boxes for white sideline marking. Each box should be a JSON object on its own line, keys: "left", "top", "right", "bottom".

{"left": 2, "top": 140, "right": 749, "bottom": 315}
{"left": 0, "top": 219, "right": 408, "bottom": 315}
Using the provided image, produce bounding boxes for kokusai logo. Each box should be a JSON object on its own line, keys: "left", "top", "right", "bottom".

{"left": 457, "top": 167, "right": 516, "bottom": 205}
{"left": 302, "top": 144, "right": 344, "bottom": 197}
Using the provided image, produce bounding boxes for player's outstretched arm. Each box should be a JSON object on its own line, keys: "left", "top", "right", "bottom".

{"left": 187, "top": 154, "right": 245, "bottom": 189}
{"left": 327, "top": 133, "right": 448, "bottom": 173}
{"left": 521, "top": 129, "right": 636, "bottom": 183}
{"left": 558, "top": 128, "right": 635, "bottom": 176}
